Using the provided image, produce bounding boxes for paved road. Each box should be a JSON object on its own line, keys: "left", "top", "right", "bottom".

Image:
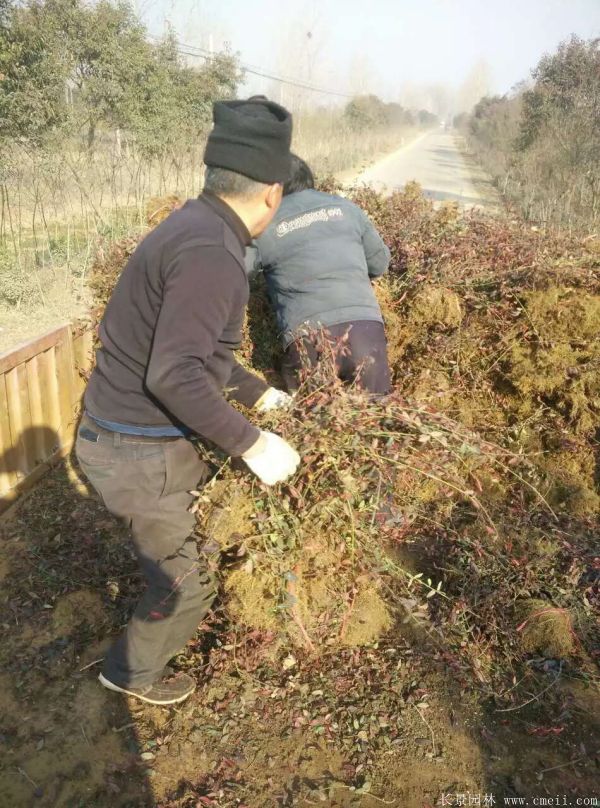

{"left": 353, "top": 130, "right": 495, "bottom": 208}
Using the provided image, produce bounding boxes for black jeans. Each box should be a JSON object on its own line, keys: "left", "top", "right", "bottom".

{"left": 75, "top": 415, "right": 216, "bottom": 688}
{"left": 281, "top": 320, "right": 391, "bottom": 394}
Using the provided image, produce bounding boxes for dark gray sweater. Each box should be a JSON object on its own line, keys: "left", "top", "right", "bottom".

{"left": 247, "top": 189, "right": 390, "bottom": 346}
{"left": 85, "top": 194, "right": 268, "bottom": 457}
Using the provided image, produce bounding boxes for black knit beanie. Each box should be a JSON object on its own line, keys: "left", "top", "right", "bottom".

{"left": 203, "top": 98, "right": 293, "bottom": 184}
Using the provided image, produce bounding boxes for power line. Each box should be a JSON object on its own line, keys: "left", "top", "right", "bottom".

{"left": 147, "top": 34, "right": 354, "bottom": 99}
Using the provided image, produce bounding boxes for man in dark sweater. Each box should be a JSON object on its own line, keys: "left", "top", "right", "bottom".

{"left": 76, "top": 98, "right": 299, "bottom": 706}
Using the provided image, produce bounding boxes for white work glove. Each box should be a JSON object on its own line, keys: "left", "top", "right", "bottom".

{"left": 255, "top": 387, "right": 293, "bottom": 413}
{"left": 242, "top": 431, "right": 300, "bottom": 486}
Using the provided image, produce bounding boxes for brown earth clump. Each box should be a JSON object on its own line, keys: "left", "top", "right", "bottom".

{"left": 411, "top": 285, "right": 463, "bottom": 329}
{"left": 341, "top": 587, "right": 392, "bottom": 646}
{"left": 225, "top": 568, "right": 279, "bottom": 631}
{"left": 517, "top": 598, "right": 576, "bottom": 658}
{"left": 145, "top": 194, "right": 182, "bottom": 226}
{"left": 541, "top": 445, "right": 600, "bottom": 516}
{"left": 201, "top": 484, "right": 256, "bottom": 546}
{"left": 505, "top": 288, "right": 600, "bottom": 434}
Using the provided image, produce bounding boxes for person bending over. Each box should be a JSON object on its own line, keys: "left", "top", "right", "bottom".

{"left": 247, "top": 155, "right": 392, "bottom": 394}
{"left": 76, "top": 98, "right": 299, "bottom": 706}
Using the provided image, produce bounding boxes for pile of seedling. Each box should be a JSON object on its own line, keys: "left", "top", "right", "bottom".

{"left": 89, "top": 183, "right": 600, "bottom": 692}
{"left": 195, "top": 352, "right": 527, "bottom": 652}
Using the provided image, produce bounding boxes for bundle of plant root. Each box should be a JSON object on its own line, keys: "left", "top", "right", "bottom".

{"left": 192, "top": 346, "right": 536, "bottom": 659}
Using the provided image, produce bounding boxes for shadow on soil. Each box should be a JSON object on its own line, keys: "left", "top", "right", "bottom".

{"left": 0, "top": 426, "right": 152, "bottom": 806}
{"left": 0, "top": 428, "right": 598, "bottom": 807}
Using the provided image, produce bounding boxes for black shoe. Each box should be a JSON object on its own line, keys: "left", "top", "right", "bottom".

{"left": 98, "top": 670, "right": 196, "bottom": 705}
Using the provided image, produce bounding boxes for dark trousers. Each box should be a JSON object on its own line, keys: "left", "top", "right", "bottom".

{"left": 75, "top": 414, "right": 216, "bottom": 688}
{"left": 281, "top": 320, "right": 391, "bottom": 394}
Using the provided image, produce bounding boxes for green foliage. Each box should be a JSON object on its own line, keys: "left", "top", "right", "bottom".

{"left": 126, "top": 39, "right": 241, "bottom": 158}
{"left": 417, "top": 109, "right": 438, "bottom": 127}
{"left": 466, "top": 93, "right": 522, "bottom": 180}
{"left": 470, "top": 95, "right": 514, "bottom": 143}
{"left": 0, "top": 0, "right": 242, "bottom": 306}
{"left": 464, "top": 36, "right": 600, "bottom": 228}
{"left": 452, "top": 111, "right": 469, "bottom": 129}
{"left": 0, "top": 248, "right": 36, "bottom": 305}
{"left": 0, "top": 0, "right": 73, "bottom": 143}
{"left": 519, "top": 36, "right": 600, "bottom": 152}
{"left": 385, "top": 101, "right": 414, "bottom": 127}
{"left": 344, "top": 94, "right": 388, "bottom": 130}
{"left": 344, "top": 95, "right": 417, "bottom": 131}
{"left": 0, "top": 0, "right": 241, "bottom": 153}
{"left": 68, "top": 0, "right": 155, "bottom": 148}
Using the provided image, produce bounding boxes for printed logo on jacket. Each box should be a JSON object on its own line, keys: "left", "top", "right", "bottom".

{"left": 276, "top": 207, "right": 344, "bottom": 237}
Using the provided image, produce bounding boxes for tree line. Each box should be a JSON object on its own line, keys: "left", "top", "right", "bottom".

{"left": 456, "top": 36, "right": 599, "bottom": 229}
{"left": 0, "top": 1, "right": 428, "bottom": 161}
{"left": 0, "top": 0, "right": 245, "bottom": 307}
{"left": 0, "top": 0, "right": 424, "bottom": 310}
{"left": 344, "top": 94, "right": 438, "bottom": 131}
{"left": 0, "top": 0, "right": 240, "bottom": 156}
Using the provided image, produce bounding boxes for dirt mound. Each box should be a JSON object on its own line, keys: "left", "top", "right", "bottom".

{"left": 86, "top": 188, "right": 599, "bottom": 680}
{"left": 213, "top": 184, "right": 598, "bottom": 680}
{"left": 341, "top": 587, "right": 392, "bottom": 646}
{"left": 225, "top": 568, "right": 279, "bottom": 631}
{"left": 193, "top": 371, "right": 536, "bottom": 657}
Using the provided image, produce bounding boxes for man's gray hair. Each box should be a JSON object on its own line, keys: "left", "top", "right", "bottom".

{"left": 203, "top": 166, "right": 269, "bottom": 200}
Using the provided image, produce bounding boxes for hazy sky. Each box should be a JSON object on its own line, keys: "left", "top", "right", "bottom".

{"left": 138, "top": 0, "right": 600, "bottom": 105}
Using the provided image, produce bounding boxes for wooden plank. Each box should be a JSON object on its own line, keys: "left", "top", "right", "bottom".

{"left": 16, "top": 362, "right": 35, "bottom": 474}
{"left": 0, "top": 374, "right": 17, "bottom": 495}
{"left": 38, "top": 346, "right": 62, "bottom": 440}
{"left": 54, "top": 328, "right": 77, "bottom": 447}
{"left": 5, "top": 366, "right": 26, "bottom": 481}
{"left": 26, "top": 354, "right": 58, "bottom": 465}
{"left": 0, "top": 323, "right": 70, "bottom": 375}
{"left": 64, "top": 326, "right": 84, "bottom": 445}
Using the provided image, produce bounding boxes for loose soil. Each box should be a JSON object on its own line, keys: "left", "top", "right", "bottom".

{"left": 2, "top": 186, "right": 599, "bottom": 807}
{"left": 1, "top": 458, "right": 598, "bottom": 806}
